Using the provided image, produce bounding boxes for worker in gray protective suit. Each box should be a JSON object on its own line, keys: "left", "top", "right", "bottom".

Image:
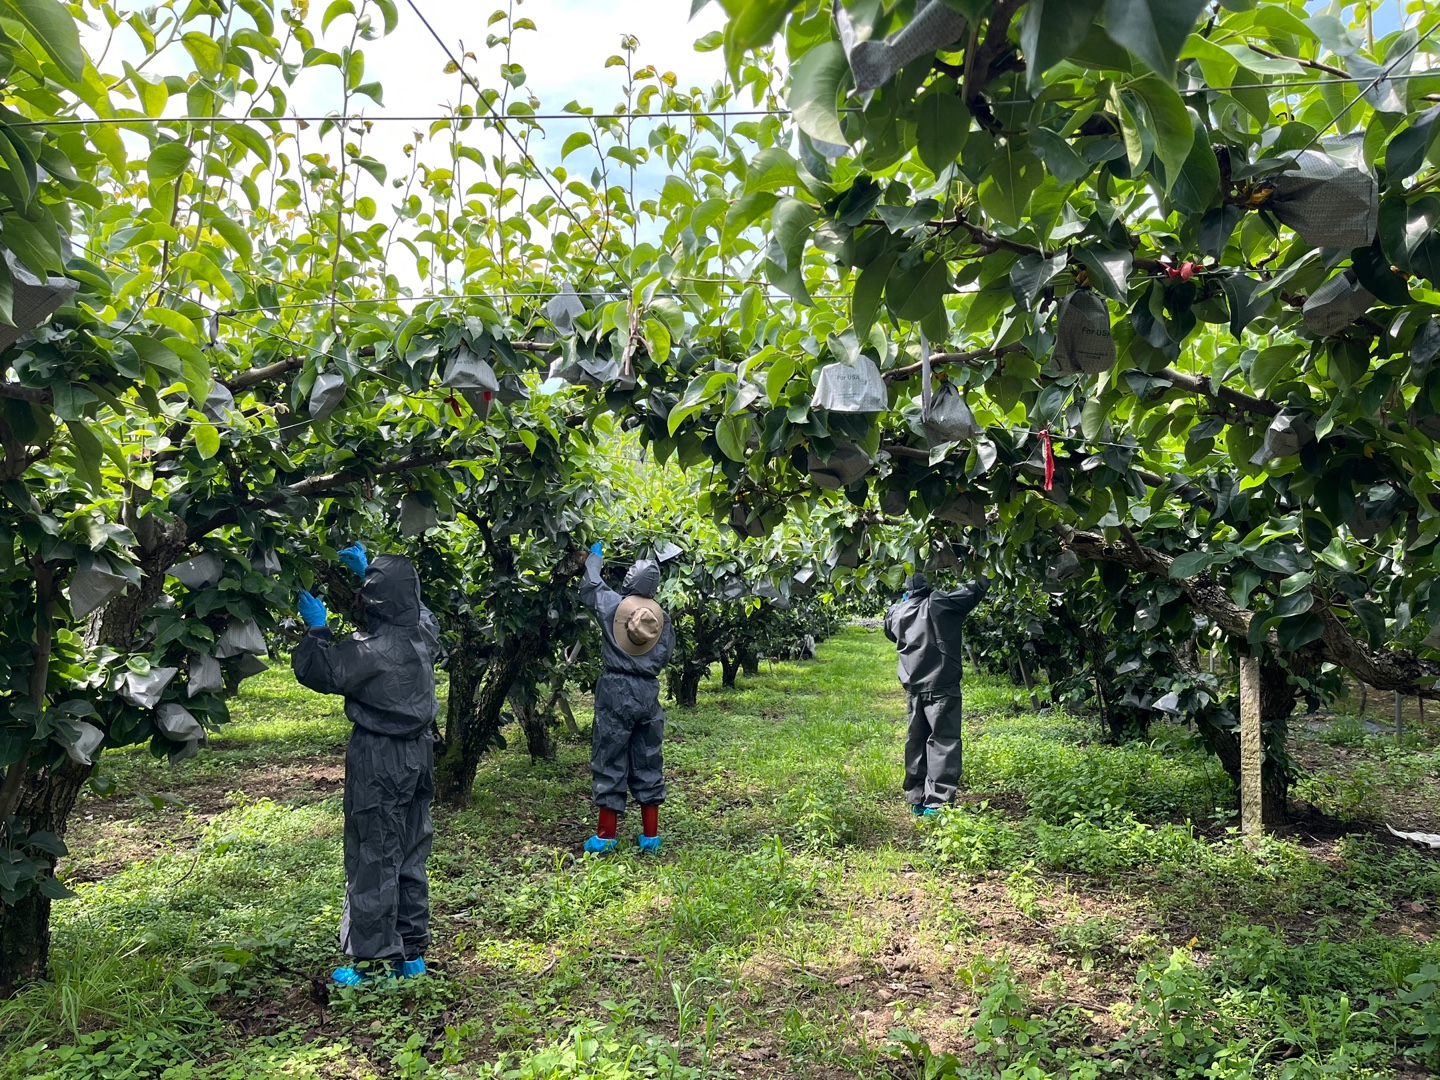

{"left": 883, "top": 570, "right": 989, "bottom": 815}
{"left": 293, "top": 545, "right": 440, "bottom": 986}
{"left": 578, "top": 541, "right": 674, "bottom": 854}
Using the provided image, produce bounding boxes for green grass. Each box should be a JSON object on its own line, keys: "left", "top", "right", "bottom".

{"left": 3, "top": 627, "right": 1439, "bottom": 1078}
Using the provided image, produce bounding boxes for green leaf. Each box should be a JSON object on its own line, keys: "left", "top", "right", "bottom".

{"left": 181, "top": 31, "right": 222, "bottom": 79}
{"left": 1030, "top": 128, "right": 1089, "bottom": 185}
{"left": 321, "top": 0, "right": 355, "bottom": 32}
{"left": 744, "top": 147, "right": 801, "bottom": 194}
{"left": 914, "top": 89, "right": 969, "bottom": 175}
{"left": 0, "top": 0, "right": 84, "bottom": 81}
{"left": 1250, "top": 344, "right": 1299, "bottom": 393}
{"left": 1009, "top": 252, "right": 1067, "bottom": 307}
{"left": 715, "top": 414, "right": 751, "bottom": 462}
{"left": 790, "top": 40, "right": 849, "bottom": 147}
{"left": 147, "top": 141, "right": 193, "bottom": 185}
{"left": 1168, "top": 550, "right": 1222, "bottom": 579}
{"left": 1102, "top": 0, "right": 1207, "bottom": 80}
{"left": 1386, "top": 104, "right": 1440, "bottom": 184}
{"left": 204, "top": 208, "right": 252, "bottom": 263}
{"left": 2, "top": 214, "right": 62, "bottom": 277}
{"left": 65, "top": 420, "right": 103, "bottom": 489}
{"left": 1220, "top": 274, "right": 1270, "bottom": 341}
{"left": 561, "top": 130, "right": 593, "bottom": 160}
{"left": 1128, "top": 75, "right": 1193, "bottom": 191}
{"left": 852, "top": 250, "right": 897, "bottom": 341}
{"left": 724, "top": 0, "right": 802, "bottom": 76}
{"left": 1072, "top": 245, "right": 1132, "bottom": 302}
{"left": 1019, "top": 0, "right": 1106, "bottom": 87}
{"left": 886, "top": 255, "right": 950, "bottom": 323}
{"left": 768, "top": 196, "right": 817, "bottom": 272}
{"left": 1276, "top": 611, "right": 1325, "bottom": 651}
{"left": 979, "top": 148, "right": 1043, "bottom": 227}
{"left": 372, "top": 0, "right": 399, "bottom": 34}
{"left": 766, "top": 354, "right": 795, "bottom": 404}
{"left": 194, "top": 423, "right": 220, "bottom": 460}
{"left": 1352, "top": 240, "right": 1413, "bottom": 307}
{"left": 1169, "top": 111, "right": 1220, "bottom": 214}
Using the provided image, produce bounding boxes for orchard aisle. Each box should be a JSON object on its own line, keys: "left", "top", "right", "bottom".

{"left": 3, "top": 628, "right": 1439, "bottom": 1078}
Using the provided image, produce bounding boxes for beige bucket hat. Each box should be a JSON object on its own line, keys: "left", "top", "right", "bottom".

{"left": 613, "top": 595, "right": 664, "bottom": 656}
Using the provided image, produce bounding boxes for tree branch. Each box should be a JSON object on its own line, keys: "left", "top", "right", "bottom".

{"left": 962, "top": 0, "right": 1025, "bottom": 129}
{"left": 885, "top": 341, "right": 1026, "bottom": 382}
{"left": 1157, "top": 366, "right": 1280, "bottom": 418}
{"left": 1062, "top": 526, "right": 1440, "bottom": 696}
{"left": 0, "top": 382, "right": 54, "bottom": 404}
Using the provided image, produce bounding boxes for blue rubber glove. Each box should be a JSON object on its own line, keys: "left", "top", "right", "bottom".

{"left": 297, "top": 590, "right": 328, "bottom": 628}
{"left": 590, "top": 542, "right": 604, "bottom": 556}
{"left": 902, "top": 592, "right": 909, "bottom": 601}
{"left": 338, "top": 543, "right": 368, "bottom": 577}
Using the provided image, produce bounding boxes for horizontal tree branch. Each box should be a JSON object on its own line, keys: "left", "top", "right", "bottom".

{"left": 1246, "top": 43, "right": 1440, "bottom": 103}
{"left": 1062, "top": 525, "right": 1440, "bottom": 696}
{"left": 885, "top": 341, "right": 1026, "bottom": 382}
{"left": 0, "top": 382, "right": 53, "bottom": 404}
{"left": 1157, "top": 366, "right": 1280, "bottom": 417}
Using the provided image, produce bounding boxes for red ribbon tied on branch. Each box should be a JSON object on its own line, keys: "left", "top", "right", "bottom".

{"left": 1041, "top": 429, "right": 1055, "bottom": 492}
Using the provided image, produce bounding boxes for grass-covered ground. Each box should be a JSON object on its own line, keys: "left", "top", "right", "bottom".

{"left": 2, "top": 626, "right": 1439, "bottom": 1078}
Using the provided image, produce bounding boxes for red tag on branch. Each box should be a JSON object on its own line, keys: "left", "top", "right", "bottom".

{"left": 1041, "top": 429, "right": 1055, "bottom": 492}
{"left": 445, "top": 394, "right": 462, "bottom": 417}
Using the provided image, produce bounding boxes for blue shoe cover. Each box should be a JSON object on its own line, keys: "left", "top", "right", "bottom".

{"left": 909, "top": 804, "right": 925, "bottom": 816}
{"left": 395, "top": 957, "right": 426, "bottom": 980}
{"left": 584, "top": 835, "right": 618, "bottom": 855}
{"left": 637, "top": 834, "right": 661, "bottom": 854}
{"left": 333, "top": 966, "right": 381, "bottom": 987}
{"left": 921, "top": 806, "right": 942, "bottom": 816}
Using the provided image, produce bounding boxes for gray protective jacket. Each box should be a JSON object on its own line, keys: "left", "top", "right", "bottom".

{"left": 294, "top": 555, "right": 442, "bottom": 738}
{"left": 883, "top": 577, "right": 989, "bottom": 696}
{"left": 579, "top": 554, "right": 675, "bottom": 676}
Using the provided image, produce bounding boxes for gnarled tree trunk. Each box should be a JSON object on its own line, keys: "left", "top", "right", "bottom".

{"left": 668, "top": 663, "right": 706, "bottom": 708}
{"left": 0, "top": 758, "right": 90, "bottom": 994}
{"left": 435, "top": 547, "right": 586, "bottom": 805}
{"left": 1, "top": 534, "right": 186, "bottom": 994}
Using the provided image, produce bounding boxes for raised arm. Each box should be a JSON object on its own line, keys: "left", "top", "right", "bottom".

{"left": 933, "top": 575, "right": 990, "bottom": 620}
{"left": 578, "top": 543, "right": 618, "bottom": 615}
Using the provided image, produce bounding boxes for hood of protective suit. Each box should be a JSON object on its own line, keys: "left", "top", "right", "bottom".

{"left": 360, "top": 555, "right": 423, "bottom": 630}
{"left": 905, "top": 572, "right": 931, "bottom": 596}
{"left": 622, "top": 560, "right": 660, "bottom": 598}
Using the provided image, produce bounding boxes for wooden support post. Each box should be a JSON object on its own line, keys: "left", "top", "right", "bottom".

{"left": 1239, "top": 656, "right": 1264, "bottom": 842}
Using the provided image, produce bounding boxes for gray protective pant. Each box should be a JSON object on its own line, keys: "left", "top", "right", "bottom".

{"left": 592, "top": 671, "right": 666, "bottom": 813}
{"left": 340, "top": 727, "right": 434, "bottom": 961}
{"left": 904, "top": 691, "right": 963, "bottom": 808}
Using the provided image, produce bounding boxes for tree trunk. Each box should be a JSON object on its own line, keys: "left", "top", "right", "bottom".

{"left": 740, "top": 650, "right": 760, "bottom": 677}
{"left": 669, "top": 663, "right": 705, "bottom": 708}
{"left": 2, "top": 535, "right": 188, "bottom": 993}
{"left": 720, "top": 653, "right": 740, "bottom": 688}
{"left": 437, "top": 633, "right": 540, "bottom": 805}
{"left": 510, "top": 683, "right": 555, "bottom": 763}
{"left": 546, "top": 678, "right": 580, "bottom": 737}
{"left": 435, "top": 547, "right": 587, "bottom": 805}
{"left": 0, "top": 758, "right": 91, "bottom": 995}
{"left": 441, "top": 620, "right": 485, "bottom": 757}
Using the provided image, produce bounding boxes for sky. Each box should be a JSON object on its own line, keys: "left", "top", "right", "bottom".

{"left": 82, "top": 1, "right": 731, "bottom": 286}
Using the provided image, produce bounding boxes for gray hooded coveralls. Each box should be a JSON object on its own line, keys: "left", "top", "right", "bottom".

{"left": 293, "top": 555, "right": 440, "bottom": 962}
{"left": 579, "top": 554, "right": 675, "bottom": 813}
{"left": 883, "top": 575, "right": 989, "bottom": 808}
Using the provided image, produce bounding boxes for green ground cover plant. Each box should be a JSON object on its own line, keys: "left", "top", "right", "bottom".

{"left": 3, "top": 627, "right": 1437, "bottom": 1078}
